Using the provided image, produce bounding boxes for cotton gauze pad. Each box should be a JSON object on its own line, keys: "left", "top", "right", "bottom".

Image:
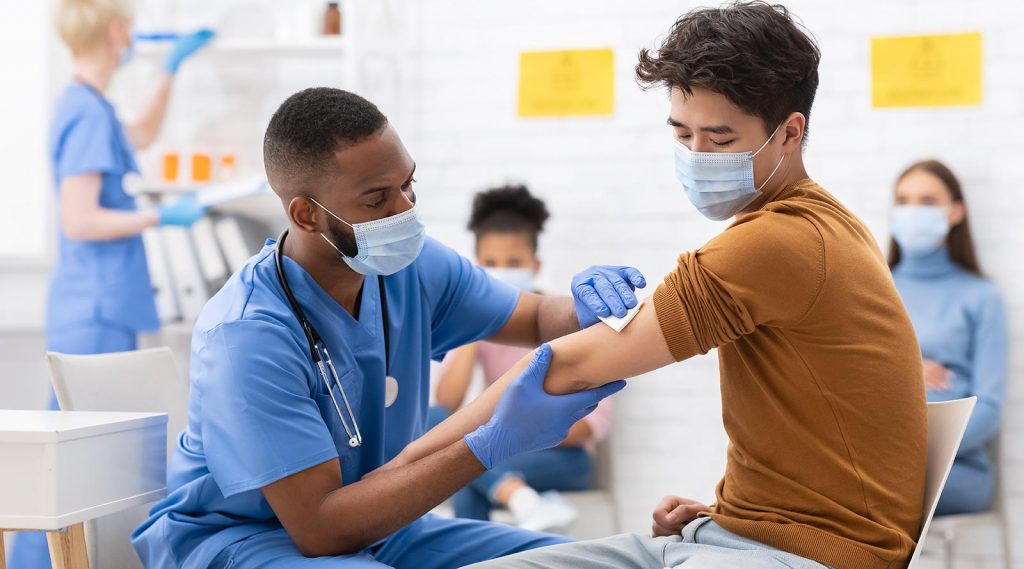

{"left": 599, "top": 303, "right": 642, "bottom": 333}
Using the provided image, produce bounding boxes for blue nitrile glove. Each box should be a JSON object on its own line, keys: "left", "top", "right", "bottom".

{"left": 571, "top": 265, "right": 647, "bottom": 329}
{"left": 158, "top": 194, "right": 208, "bottom": 227}
{"left": 165, "top": 29, "right": 215, "bottom": 74}
{"left": 464, "top": 344, "right": 627, "bottom": 470}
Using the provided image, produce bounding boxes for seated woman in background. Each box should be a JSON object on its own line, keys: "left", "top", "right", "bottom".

{"left": 889, "top": 159, "right": 1008, "bottom": 515}
{"left": 428, "top": 185, "right": 614, "bottom": 532}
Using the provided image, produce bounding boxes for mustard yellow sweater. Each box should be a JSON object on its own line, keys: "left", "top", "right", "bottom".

{"left": 653, "top": 179, "right": 927, "bottom": 569}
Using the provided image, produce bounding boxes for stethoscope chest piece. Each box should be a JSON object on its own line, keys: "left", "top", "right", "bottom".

{"left": 384, "top": 376, "right": 399, "bottom": 408}
{"left": 348, "top": 436, "right": 361, "bottom": 448}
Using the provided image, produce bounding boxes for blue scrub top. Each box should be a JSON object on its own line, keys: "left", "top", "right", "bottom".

{"left": 132, "top": 237, "right": 520, "bottom": 569}
{"left": 47, "top": 83, "right": 159, "bottom": 332}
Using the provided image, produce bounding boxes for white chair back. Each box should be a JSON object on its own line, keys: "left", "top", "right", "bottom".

{"left": 47, "top": 347, "right": 189, "bottom": 569}
{"left": 907, "top": 397, "right": 977, "bottom": 568}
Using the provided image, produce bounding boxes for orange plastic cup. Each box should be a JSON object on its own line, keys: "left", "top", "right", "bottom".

{"left": 191, "top": 153, "right": 212, "bottom": 183}
{"left": 162, "top": 153, "right": 180, "bottom": 183}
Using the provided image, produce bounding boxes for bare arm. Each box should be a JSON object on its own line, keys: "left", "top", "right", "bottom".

{"left": 434, "top": 343, "right": 479, "bottom": 411}
{"left": 395, "top": 300, "right": 673, "bottom": 466}
{"left": 263, "top": 439, "right": 485, "bottom": 557}
{"left": 125, "top": 73, "right": 173, "bottom": 150}
{"left": 543, "top": 301, "right": 675, "bottom": 394}
{"left": 559, "top": 419, "right": 593, "bottom": 447}
{"left": 60, "top": 173, "right": 159, "bottom": 240}
{"left": 488, "top": 292, "right": 579, "bottom": 347}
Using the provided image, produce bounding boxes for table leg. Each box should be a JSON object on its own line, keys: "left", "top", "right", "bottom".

{"left": 46, "top": 523, "right": 88, "bottom": 569}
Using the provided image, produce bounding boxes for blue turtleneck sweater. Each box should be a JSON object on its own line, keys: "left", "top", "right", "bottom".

{"left": 892, "top": 246, "right": 1007, "bottom": 515}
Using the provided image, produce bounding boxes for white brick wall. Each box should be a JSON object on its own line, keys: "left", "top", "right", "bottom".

{"left": 402, "top": 1, "right": 1024, "bottom": 566}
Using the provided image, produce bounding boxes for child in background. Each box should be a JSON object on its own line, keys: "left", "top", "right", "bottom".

{"left": 429, "top": 185, "right": 614, "bottom": 532}
{"left": 889, "top": 160, "right": 1008, "bottom": 515}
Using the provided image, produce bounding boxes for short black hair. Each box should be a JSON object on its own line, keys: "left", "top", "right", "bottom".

{"left": 636, "top": 1, "right": 820, "bottom": 139}
{"left": 468, "top": 185, "right": 549, "bottom": 252}
{"left": 263, "top": 87, "right": 388, "bottom": 187}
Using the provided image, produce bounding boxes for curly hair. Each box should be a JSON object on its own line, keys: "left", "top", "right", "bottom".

{"left": 468, "top": 185, "right": 549, "bottom": 252}
{"left": 636, "top": 1, "right": 821, "bottom": 139}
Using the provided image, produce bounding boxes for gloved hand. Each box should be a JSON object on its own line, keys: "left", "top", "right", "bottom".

{"left": 165, "top": 29, "right": 215, "bottom": 74}
{"left": 158, "top": 194, "right": 208, "bottom": 227}
{"left": 571, "top": 265, "right": 647, "bottom": 329}
{"left": 464, "top": 344, "right": 626, "bottom": 470}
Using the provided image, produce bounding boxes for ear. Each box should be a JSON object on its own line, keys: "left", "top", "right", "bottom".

{"left": 109, "top": 18, "right": 129, "bottom": 46}
{"left": 107, "top": 19, "right": 121, "bottom": 48}
{"left": 948, "top": 201, "right": 966, "bottom": 227}
{"left": 533, "top": 257, "right": 543, "bottom": 275}
{"left": 780, "top": 112, "right": 806, "bottom": 154}
{"left": 287, "top": 196, "right": 321, "bottom": 234}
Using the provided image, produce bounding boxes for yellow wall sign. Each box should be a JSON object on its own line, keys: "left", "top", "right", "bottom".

{"left": 871, "top": 32, "right": 982, "bottom": 108}
{"left": 518, "top": 49, "right": 614, "bottom": 117}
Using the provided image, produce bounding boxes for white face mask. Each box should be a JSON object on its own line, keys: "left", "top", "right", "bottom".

{"left": 673, "top": 122, "right": 785, "bottom": 221}
{"left": 310, "top": 198, "right": 426, "bottom": 276}
{"left": 485, "top": 267, "right": 536, "bottom": 292}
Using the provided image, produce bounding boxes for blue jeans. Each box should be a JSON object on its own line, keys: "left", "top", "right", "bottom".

{"left": 935, "top": 447, "right": 993, "bottom": 516}
{"left": 427, "top": 405, "right": 594, "bottom": 521}
{"left": 7, "top": 321, "right": 137, "bottom": 569}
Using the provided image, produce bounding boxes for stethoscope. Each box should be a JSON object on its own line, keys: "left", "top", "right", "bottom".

{"left": 274, "top": 228, "right": 397, "bottom": 448}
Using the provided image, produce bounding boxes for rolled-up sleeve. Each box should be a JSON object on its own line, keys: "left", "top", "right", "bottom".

{"left": 652, "top": 212, "right": 825, "bottom": 361}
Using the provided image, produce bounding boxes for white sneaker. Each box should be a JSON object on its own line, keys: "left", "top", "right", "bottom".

{"left": 516, "top": 491, "right": 578, "bottom": 533}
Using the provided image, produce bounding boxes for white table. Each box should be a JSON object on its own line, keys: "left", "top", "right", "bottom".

{"left": 0, "top": 410, "right": 167, "bottom": 569}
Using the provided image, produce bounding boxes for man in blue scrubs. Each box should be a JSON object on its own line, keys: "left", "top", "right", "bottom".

{"left": 132, "top": 88, "right": 640, "bottom": 568}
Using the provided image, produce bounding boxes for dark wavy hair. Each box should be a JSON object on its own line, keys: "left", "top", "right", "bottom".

{"left": 636, "top": 1, "right": 821, "bottom": 140}
{"left": 468, "top": 185, "right": 549, "bottom": 252}
{"left": 888, "top": 160, "right": 982, "bottom": 276}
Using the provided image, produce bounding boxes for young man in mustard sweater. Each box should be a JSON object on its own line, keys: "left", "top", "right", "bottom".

{"left": 388, "top": 2, "right": 928, "bottom": 568}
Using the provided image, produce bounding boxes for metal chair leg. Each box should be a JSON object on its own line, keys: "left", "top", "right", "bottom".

{"left": 1000, "top": 520, "right": 1012, "bottom": 569}
{"left": 941, "top": 528, "right": 955, "bottom": 569}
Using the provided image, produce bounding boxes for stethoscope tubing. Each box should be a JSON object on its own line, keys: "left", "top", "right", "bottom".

{"left": 274, "top": 228, "right": 390, "bottom": 449}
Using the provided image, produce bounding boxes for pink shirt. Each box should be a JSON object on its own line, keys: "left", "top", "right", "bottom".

{"left": 441, "top": 342, "right": 615, "bottom": 453}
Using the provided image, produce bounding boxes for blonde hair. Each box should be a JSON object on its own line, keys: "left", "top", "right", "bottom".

{"left": 56, "top": 0, "right": 133, "bottom": 57}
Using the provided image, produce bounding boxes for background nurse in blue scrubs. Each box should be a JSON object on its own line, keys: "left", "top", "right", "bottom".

{"left": 888, "top": 159, "right": 1008, "bottom": 515}
{"left": 131, "top": 87, "right": 638, "bottom": 569}
{"left": 8, "top": 0, "right": 212, "bottom": 567}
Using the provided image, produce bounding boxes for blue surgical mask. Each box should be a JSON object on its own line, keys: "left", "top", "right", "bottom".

{"left": 120, "top": 45, "right": 134, "bottom": 65}
{"left": 311, "top": 198, "right": 426, "bottom": 276}
{"left": 890, "top": 205, "right": 950, "bottom": 255}
{"left": 673, "top": 122, "right": 785, "bottom": 221}
{"left": 120, "top": 35, "right": 135, "bottom": 66}
{"left": 485, "top": 267, "right": 536, "bottom": 292}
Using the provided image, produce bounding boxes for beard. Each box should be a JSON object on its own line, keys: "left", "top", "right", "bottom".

{"left": 325, "top": 218, "right": 360, "bottom": 258}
